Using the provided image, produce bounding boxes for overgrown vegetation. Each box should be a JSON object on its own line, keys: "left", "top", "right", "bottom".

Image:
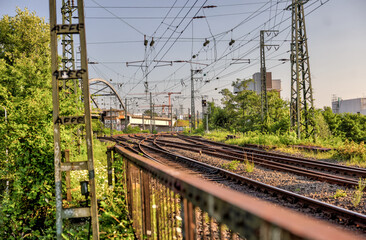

{"left": 243, "top": 160, "right": 255, "bottom": 173}
{"left": 221, "top": 160, "right": 241, "bottom": 171}
{"left": 0, "top": 9, "right": 56, "bottom": 239}
{"left": 0, "top": 9, "right": 133, "bottom": 239}
{"left": 333, "top": 189, "right": 347, "bottom": 199}
{"left": 221, "top": 159, "right": 255, "bottom": 173}
{"left": 351, "top": 178, "right": 366, "bottom": 207}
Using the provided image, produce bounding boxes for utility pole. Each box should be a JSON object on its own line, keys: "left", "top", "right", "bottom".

{"left": 150, "top": 92, "right": 153, "bottom": 133}
{"left": 260, "top": 30, "right": 279, "bottom": 123}
{"left": 287, "top": 0, "right": 315, "bottom": 139}
{"left": 110, "top": 93, "right": 112, "bottom": 137}
{"left": 191, "top": 69, "right": 202, "bottom": 130}
{"left": 202, "top": 98, "right": 209, "bottom": 132}
{"left": 191, "top": 70, "right": 195, "bottom": 130}
{"left": 188, "top": 108, "right": 191, "bottom": 133}
{"left": 206, "top": 111, "right": 209, "bottom": 132}
{"left": 50, "top": 0, "right": 99, "bottom": 239}
{"left": 170, "top": 104, "right": 173, "bottom": 132}
{"left": 124, "top": 98, "right": 128, "bottom": 131}
{"left": 152, "top": 103, "right": 155, "bottom": 133}
{"left": 197, "top": 110, "right": 199, "bottom": 126}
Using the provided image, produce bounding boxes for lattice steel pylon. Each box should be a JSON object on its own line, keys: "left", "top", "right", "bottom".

{"left": 61, "top": 0, "right": 77, "bottom": 93}
{"left": 260, "top": 30, "right": 279, "bottom": 123}
{"left": 50, "top": 0, "right": 100, "bottom": 239}
{"left": 288, "top": 0, "right": 315, "bottom": 139}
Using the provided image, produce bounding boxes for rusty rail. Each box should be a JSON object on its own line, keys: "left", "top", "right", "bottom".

{"left": 109, "top": 144, "right": 360, "bottom": 240}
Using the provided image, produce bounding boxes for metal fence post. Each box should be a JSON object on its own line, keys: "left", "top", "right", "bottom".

{"left": 106, "top": 147, "right": 113, "bottom": 187}
{"left": 64, "top": 149, "right": 72, "bottom": 202}
{"left": 141, "top": 171, "right": 152, "bottom": 238}
{"left": 182, "top": 198, "right": 195, "bottom": 240}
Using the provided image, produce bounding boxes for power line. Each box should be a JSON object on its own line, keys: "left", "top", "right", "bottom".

{"left": 84, "top": 2, "right": 284, "bottom": 9}
{"left": 90, "top": 0, "right": 145, "bottom": 36}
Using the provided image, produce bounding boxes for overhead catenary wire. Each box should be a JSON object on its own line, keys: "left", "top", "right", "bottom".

{"left": 88, "top": 0, "right": 329, "bottom": 106}
{"left": 159, "top": 0, "right": 327, "bottom": 96}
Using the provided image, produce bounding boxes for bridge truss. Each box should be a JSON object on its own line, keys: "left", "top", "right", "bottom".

{"left": 89, "top": 78, "right": 125, "bottom": 110}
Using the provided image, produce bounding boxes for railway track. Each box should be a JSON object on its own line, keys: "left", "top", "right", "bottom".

{"left": 104, "top": 134, "right": 366, "bottom": 231}
{"left": 147, "top": 135, "right": 364, "bottom": 190}
{"left": 126, "top": 133, "right": 365, "bottom": 190}
{"left": 177, "top": 134, "right": 366, "bottom": 178}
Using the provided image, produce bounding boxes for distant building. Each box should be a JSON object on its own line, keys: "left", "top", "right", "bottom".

{"left": 233, "top": 72, "right": 281, "bottom": 95}
{"left": 332, "top": 97, "right": 366, "bottom": 114}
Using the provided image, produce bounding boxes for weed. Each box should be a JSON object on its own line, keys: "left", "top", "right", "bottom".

{"left": 351, "top": 178, "right": 366, "bottom": 207}
{"left": 244, "top": 160, "right": 255, "bottom": 173}
{"left": 333, "top": 189, "right": 347, "bottom": 199}
{"left": 221, "top": 160, "right": 240, "bottom": 171}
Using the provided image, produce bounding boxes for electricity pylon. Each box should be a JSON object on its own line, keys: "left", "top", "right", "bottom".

{"left": 50, "top": 0, "right": 100, "bottom": 239}
{"left": 287, "top": 0, "right": 315, "bottom": 139}
{"left": 61, "top": 0, "right": 77, "bottom": 94}
{"left": 260, "top": 30, "right": 279, "bottom": 123}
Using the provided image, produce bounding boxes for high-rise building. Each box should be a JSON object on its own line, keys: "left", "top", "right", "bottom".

{"left": 233, "top": 72, "right": 281, "bottom": 95}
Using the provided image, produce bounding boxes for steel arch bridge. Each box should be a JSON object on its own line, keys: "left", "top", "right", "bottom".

{"left": 89, "top": 78, "right": 125, "bottom": 110}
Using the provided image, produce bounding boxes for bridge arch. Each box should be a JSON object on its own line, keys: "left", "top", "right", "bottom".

{"left": 89, "top": 78, "right": 125, "bottom": 110}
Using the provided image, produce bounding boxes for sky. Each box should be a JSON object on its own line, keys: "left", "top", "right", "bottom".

{"left": 1, "top": 0, "right": 366, "bottom": 114}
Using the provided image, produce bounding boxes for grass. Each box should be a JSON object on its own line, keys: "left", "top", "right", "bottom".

{"left": 62, "top": 139, "right": 134, "bottom": 239}
{"left": 333, "top": 189, "right": 347, "bottom": 199}
{"left": 221, "top": 160, "right": 240, "bottom": 171}
{"left": 351, "top": 178, "right": 366, "bottom": 207}
{"left": 221, "top": 159, "right": 255, "bottom": 173}
{"left": 244, "top": 160, "right": 255, "bottom": 173}
{"left": 68, "top": 139, "right": 114, "bottom": 203}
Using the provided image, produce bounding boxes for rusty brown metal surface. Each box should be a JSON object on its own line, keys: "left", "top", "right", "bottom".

{"left": 113, "top": 144, "right": 363, "bottom": 240}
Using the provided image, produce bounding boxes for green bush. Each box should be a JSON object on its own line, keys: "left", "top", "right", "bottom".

{"left": 98, "top": 157, "right": 134, "bottom": 239}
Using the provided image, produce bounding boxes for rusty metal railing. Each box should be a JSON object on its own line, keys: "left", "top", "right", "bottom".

{"left": 108, "top": 145, "right": 358, "bottom": 240}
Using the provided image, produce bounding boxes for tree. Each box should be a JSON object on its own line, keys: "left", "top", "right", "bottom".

{"left": 0, "top": 9, "right": 56, "bottom": 238}
{"left": 210, "top": 79, "right": 289, "bottom": 134}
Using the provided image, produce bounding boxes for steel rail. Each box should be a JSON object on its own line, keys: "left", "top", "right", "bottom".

{"left": 152, "top": 137, "right": 361, "bottom": 189}
{"left": 132, "top": 137, "right": 366, "bottom": 229}
{"left": 178, "top": 135, "right": 366, "bottom": 177}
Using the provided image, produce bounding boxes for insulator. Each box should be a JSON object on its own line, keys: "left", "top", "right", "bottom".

{"left": 150, "top": 38, "right": 155, "bottom": 47}
{"left": 144, "top": 35, "right": 148, "bottom": 46}
{"left": 203, "top": 39, "right": 210, "bottom": 47}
